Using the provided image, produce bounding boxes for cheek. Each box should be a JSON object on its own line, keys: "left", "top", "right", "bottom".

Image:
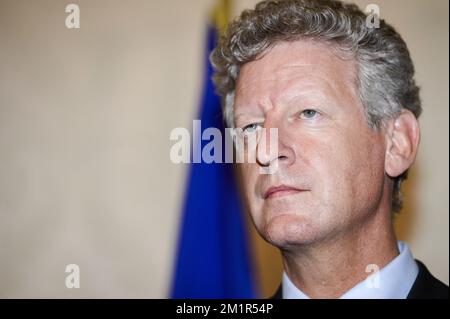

{"left": 239, "top": 164, "right": 266, "bottom": 231}
{"left": 238, "top": 162, "right": 260, "bottom": 206}
{"left": 302, "top": 139, "right": 345, "bottom": 206}
{"left": 353, "top": 134, "right": 386, "bottom": 202}
{"left": 305, "top": 127, "right": 385, "bottom": 206}
{"left": 326, "top": 128, "right": 386, "bottom": 211}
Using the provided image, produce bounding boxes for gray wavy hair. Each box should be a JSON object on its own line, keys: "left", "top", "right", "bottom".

{"left": 210, "top": 0, "right": 422, "bottom": 213}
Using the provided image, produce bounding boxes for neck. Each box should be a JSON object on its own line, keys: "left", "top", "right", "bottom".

{"left": 281, "top": 206, "right": 399, "bottom": 299}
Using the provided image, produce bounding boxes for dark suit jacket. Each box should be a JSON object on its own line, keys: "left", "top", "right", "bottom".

{"left": 271, "top": 260, "right": 448, "bottom": 299}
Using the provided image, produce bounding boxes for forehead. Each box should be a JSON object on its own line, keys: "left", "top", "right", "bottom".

{"left": 235, "top": 39, "right": 357, "bottom": 105}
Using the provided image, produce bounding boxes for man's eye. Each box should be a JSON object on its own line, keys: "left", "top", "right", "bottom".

{"left": 243, "top": 123, "right": 262, "bottom": 133}
{"left": 299, "top": 109, "right": 319, "bottom": 119}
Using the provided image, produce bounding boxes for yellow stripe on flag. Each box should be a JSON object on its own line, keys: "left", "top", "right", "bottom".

{"left": 211, "top": 0, "right": 231, "bottom": 35}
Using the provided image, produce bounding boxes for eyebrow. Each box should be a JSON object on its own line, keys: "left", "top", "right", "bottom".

{"left": 233, "top": 110, "right": 266, "bottom": 125}
{"left": 234, "top": 112, "right": 257, "bottom": 122}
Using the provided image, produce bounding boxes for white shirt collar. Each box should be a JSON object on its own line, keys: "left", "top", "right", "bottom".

{"left": 282, "top": 241, "right": 419, "bottom": 299}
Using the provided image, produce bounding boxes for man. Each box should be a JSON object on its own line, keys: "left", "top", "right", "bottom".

{"left": 211, "top": 0, "right": 448, "bottom": 298}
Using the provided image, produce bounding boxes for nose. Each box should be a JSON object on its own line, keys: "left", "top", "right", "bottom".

{"left": 256, "top": 123, "right": 294, "bottom": 169}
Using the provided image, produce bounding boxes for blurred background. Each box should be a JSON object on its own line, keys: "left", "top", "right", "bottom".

{"left": 0, "top": 0, "right": 448, "bottom": 298}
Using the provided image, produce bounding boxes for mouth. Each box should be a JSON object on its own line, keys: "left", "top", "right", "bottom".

{"left": 263, "top": 185, "right": 307, "bottom": 199}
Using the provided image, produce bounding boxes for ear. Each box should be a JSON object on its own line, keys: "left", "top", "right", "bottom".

{"left": 385, "top": 110, "right": 420, "bottom": 178}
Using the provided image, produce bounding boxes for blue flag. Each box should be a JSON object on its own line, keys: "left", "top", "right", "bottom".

{"left": 170, "top": 24, "right": 257, "bottom": 299}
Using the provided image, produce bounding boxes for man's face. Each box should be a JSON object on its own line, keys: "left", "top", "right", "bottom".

{"left": 234, "top": 40, "right": 388, "bottom": 249}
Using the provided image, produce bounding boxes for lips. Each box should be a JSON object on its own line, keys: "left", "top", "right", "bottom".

{"left": 263, "top": 185, "right": 306, "bottom": 199}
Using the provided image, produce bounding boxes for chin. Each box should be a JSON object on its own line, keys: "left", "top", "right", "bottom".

{"left": 260, "top": 213, "right": 320, "bottom": 248}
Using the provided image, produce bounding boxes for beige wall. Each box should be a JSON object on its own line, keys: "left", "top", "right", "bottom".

{"left": 0, "top": 0, "right": 447, "bottom": 298}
